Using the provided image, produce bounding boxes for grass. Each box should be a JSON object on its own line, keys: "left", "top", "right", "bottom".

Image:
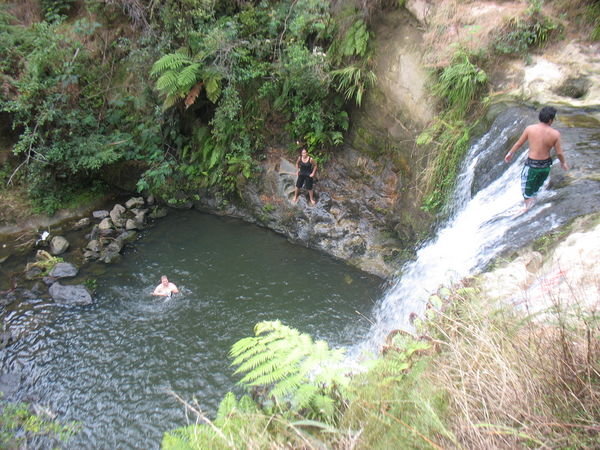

{"left": 425, "top": 283, "right": 600, "bottom": 449}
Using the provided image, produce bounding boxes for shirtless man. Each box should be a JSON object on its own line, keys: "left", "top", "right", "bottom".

{"left": 504, "top": 106, "right": 569, "bottom": 210}
{"left": 153, "top": 275, "right": 179, "bottom": 297}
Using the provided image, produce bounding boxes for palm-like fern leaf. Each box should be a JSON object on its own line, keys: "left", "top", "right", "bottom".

{"left": 150, "top": 52, "right": 192, "bottom": 77}
{"left": 229, "top": 320, "right": 351, "bottom": 421}
{"left": 177, "top": 63, "right": 201, "bottom": 90}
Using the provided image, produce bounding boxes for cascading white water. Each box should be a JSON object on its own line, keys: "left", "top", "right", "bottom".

{"left": 364, "top": 113, "right": 562, "bottom": 349}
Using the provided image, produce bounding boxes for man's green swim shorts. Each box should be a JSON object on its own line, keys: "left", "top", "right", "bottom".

{"left": 521, "top": 157, "right": 552, "bottom": 199}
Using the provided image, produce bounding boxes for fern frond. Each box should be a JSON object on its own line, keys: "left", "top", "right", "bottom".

{"left": 270, "top": 373, "right": 304, "bottom": 399}
{"left": 151, "top": 52, "right": 192, "bottom": 77}
{"left": 156, "top": 70, "right": 180, "bottom": 92}
{"left": 230, "top": 336, "right": 264, "bottom": 359}
{"left": 230, "top": 320, "right": 353, "bottom": 421}
{"left": 243, "top": 365, "right": 296, "bottom": 387}
{"left": 233, "top": 350, "right": 278, "bottom": 377}
{"left": 291, "top": 383, "right": 319, "bottom": 409}
{"left": 177, "top": 63, "right": 201, "bottom": 90}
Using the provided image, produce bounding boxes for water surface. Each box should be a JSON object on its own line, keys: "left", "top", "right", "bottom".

{"left": 2, "top": 210, "right": 382, "bottom": 449}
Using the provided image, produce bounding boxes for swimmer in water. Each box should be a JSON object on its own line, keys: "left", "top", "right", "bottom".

{"left": 153, "top": 275, "right": 179, "bottom": 298}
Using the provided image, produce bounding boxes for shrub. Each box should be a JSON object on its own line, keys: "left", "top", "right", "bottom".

{"left": 432, "top": 50, "right": 487, "bottom": 114}
{"left": 493, "top": 8, "right": 560, "bottom": 55}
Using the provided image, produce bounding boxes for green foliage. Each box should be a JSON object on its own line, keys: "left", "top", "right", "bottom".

{"left": 418, "top": 115, "right": 472, "bottom": 213}
{"left": 433, "top": 50, "right": 487, "bottom": 114}
{"left": 333, "top": 19, "right": 370, "bottom": 61}
{"left": 0, "top": 395, "right": 79, "bottom": 447}
{"left": 339, "top": 340, "right": 454, "bottom": 449}
{"left": 422, "top": 49, "right": 486, "bottom": 213}
{"left": 589, "top": 2, "right": 600, "bottom": 41}
{"left": 162, "top": 393, "right": 264, "bottom": 449}
{"left": 331, "top": 65, "right": 377, "bottom": 106}
{"left": 147, "top": 0, "right": 363, "bottom": 196}
{"left": 0, "top": 8, "right": 171, "bottom": 212}
{"left": 40, "top": 0, "right": 75, "bottom": 23}
{"left": 230, "top": 320, "right": 349, "bottom": 422}
{"left": 493, "top": 7, "right": 559, "bottom": 55}
{"left": 2, "top": 0, "right": 377, "bottom": 212}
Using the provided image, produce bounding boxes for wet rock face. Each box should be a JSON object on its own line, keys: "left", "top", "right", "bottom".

{"left": 193, "top": 147, "right": 430, "bottom": 278}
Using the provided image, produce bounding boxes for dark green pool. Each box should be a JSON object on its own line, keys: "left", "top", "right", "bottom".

{"left": 2, "top": 210, "right": 382, "bottom": 448}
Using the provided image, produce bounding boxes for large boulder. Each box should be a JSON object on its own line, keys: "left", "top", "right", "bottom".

{"left": 109, "top": 204, "right": 127, "bottom": 228}
{"left": 49, "top": 282, "right": 93, "bottom": 305}
{"left": 49, "top": 236, "right": 69, "bottom": 255}
{"left": 125, "top": 197, "right": 145, "bottom": 209}
{"left": 98, "top": 217, "right": 113, "bottom": 231}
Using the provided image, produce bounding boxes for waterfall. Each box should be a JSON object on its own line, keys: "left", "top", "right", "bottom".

{"left": 363, "top": 106, "right": 564, "bottom": 350}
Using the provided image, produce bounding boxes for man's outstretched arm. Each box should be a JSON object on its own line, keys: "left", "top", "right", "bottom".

{"left": 505, "top": 128, "right": 529, "bottom": 163}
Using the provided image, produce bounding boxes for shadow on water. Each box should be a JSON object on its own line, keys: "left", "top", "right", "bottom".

{"left": 1, "top": 210, "right": 383, "bottom": 449}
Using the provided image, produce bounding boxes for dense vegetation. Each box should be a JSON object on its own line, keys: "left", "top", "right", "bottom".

{"left": 0, "top": 0, "right": 377, "bottom": 213}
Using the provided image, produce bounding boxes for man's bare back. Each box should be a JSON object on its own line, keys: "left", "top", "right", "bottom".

{"left": 505, "top": 122, "right": 567, "bottom": 166}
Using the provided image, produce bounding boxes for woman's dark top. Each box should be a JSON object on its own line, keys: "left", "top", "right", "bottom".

{"left": 298, "top": 158, "right": 313, "bottom": 176}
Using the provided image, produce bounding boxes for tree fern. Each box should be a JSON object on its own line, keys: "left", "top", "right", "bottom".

{"left": 230, "top": 320, "right": 350, "bottom": 420}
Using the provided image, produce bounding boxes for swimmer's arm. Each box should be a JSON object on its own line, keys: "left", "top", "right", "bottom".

{"left": 505, "top": 128, "right": 529, "bottom": 163}
{"left": 170, "top": 284, "right": 180, "bottom": 294}
{"left": 554, "top": 135, "right": 569, "bottom": 170}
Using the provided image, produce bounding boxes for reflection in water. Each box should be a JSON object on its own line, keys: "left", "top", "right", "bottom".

{"left": 2, "top": 211, "right": 382, "bottom": 449}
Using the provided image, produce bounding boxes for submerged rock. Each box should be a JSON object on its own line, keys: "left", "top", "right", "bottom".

{"left": 49, "top": 282, "right": 93, "bottom": 305}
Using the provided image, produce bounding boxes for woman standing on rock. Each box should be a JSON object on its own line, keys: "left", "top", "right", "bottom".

{"left": 293, "top": 144, "right": 317, "bottom": 205}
